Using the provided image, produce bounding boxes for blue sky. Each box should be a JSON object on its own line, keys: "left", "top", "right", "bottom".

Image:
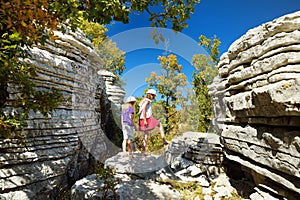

{"left": 106, "top": 0, "right": 300, "bottom": 98}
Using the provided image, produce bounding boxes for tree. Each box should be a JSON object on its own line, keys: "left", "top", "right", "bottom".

{"left": 82, "top": 0, "right": 201, "bottom": 32}
{"left": 192, "top": 35, "right": 220, "bottom": 132}
{"left": 0, "top": 0, "right": 200, "bottom": 136}
{"left": 178, "top": 89, "right": 200, "bottom": 132}
{"left": 0, "top": 0, "right": 68, "bottom": 136}
{"left": 97, "top": 39, "right": 125, "bottom": 77}
{"left": 146, "top": 54, "right": 188, "bottom": 135}
{"left": 79, "top": 20, "right": 125, "bottom": 78}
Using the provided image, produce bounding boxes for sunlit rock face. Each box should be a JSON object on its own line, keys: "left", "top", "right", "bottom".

{"left": 209, "top": 11, "right": 300, "bottom": 199}
{"left": 0, "top": 29, "right": 124, "bottom": 199}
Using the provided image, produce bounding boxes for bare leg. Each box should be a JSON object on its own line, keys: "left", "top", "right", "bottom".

{"left": 122, "top": 138, "right": 127, "bottom": 152}
{"left": 142, "top": 131, "right": 149, "bottom": 155}
{"left": 159, "top": 123, "right": 168, "bottom": 145}
{"left": 127, "top": 139, "right": 133, "bottom": 156}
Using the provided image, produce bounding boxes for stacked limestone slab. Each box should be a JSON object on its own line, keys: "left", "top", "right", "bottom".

{"left": 0, "top": 30, "right": 124, "bottom": 199}
{"left": 209, "top": 11, "right": 300, "bottom": 199}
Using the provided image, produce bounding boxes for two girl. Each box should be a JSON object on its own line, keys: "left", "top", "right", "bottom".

{"left": 122, "top": 89, "right": 168, "bottom": 156}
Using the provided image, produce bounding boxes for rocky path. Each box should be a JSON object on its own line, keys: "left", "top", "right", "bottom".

{"left": 71, "top": 132, "right": 247, "bottom": 199}
{"left": 105, "top": 152, "right": 168, "bottom": 175}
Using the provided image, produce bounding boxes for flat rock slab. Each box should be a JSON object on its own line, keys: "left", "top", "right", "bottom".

{"left": 105, "top": 152, "right": 168, "bottom": 174}
{"left": 71, "top": 174, "right": 181, "bottom": 200}
{"left": 117, "top": 179, "right": 181, "bottom": 200}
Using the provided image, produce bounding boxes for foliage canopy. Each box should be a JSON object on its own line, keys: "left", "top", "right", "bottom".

{"left": 79, "top": 19, "right": 125, "bottom": 77}
{"left": 192, "top": 35, "right": 220, "bottom": 132}
{"left": 146, "top": 54, "right": 188, "bottom": 135}
{"left": 0, "top": 0, "right": 200, "bottom": 136}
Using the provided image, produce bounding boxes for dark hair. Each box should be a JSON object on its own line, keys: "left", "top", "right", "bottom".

{"left": 145, "top": 93, "right": 152, "bottom": 99}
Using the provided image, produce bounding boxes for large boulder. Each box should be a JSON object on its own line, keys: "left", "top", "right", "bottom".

{"left": 209, "top": 11, "right": 300, "bottom": 199}
{"left": 0, "top": 29, "right": 125, "bottom": 199}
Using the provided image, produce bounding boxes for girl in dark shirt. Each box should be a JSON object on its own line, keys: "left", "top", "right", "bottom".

{"left": 121, "top": 96, "right": 137, "bottom": 157}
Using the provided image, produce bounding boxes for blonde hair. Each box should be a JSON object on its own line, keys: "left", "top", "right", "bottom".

{"left": 123, "top": 101, "right": 135, "bottom": 112}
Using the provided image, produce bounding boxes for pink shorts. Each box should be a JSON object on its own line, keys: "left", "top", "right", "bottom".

{"left": 139, "top": 117, "right": 160, "bottom": 131}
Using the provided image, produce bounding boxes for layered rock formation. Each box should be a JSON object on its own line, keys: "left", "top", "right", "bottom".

{"left": 209, "top": 11, "right": 300, "bottom": 199}
{"left": 2, "top": 9, "right": 300, "bottom": 200}
{"left": 72, "top": 132, "right": 238, "bottom": 200}
{"left": 0, "top": 29, "right": 124, "bottom": 199}
{"left": 97, "top": 70, "right": 125, "bottom": 146}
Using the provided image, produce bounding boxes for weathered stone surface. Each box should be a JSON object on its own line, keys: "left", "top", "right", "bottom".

{"left": 71, "top": 174, "right": 182, "bottom": 200}
{"left": 209, "top": 11, "right": 300, "bottom": 199}
{"left": 98, "top": 70, "right": 125, "bottom": 108}
{"left": 72, "top": 132, "right": 239, "bottom": 200}
{"left": 3, "top": 9, "right": 300, "bottom": 200}
{"left": 105, "top": 152, "right": 168, "bottom": 177}
{"left": 71, "top": 174, "right": 122, "bottom": 200}
{"left": 117, "top": 179, "right": 181, "bottom": 200}
{"left": 0, "top": 29, "right": 125, "bottom": 199}
{"left": 164, "top": 132, "right": 223, "bottom": 169}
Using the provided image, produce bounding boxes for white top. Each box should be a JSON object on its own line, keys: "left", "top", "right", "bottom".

{"left": 139, "top": 98, "right": 152, "bottom": 119}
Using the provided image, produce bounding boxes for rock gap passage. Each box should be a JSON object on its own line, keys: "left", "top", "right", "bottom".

{"left": 1, "top": 11, "right": 300, "bottom": 200}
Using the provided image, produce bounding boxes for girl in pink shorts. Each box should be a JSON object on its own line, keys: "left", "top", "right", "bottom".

{"left": 139, "top": 89, "right": 168, "bottom": 154}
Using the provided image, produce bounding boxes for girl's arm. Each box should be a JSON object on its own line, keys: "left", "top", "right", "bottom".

{"left": 129, "top": 113, "right": 134, "bottom": 123}
{"left": 142, "top": 100, "right": 149, "bottom": 125}
{"left": 129, "top": 110, "right": 137, "bottom": 129}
